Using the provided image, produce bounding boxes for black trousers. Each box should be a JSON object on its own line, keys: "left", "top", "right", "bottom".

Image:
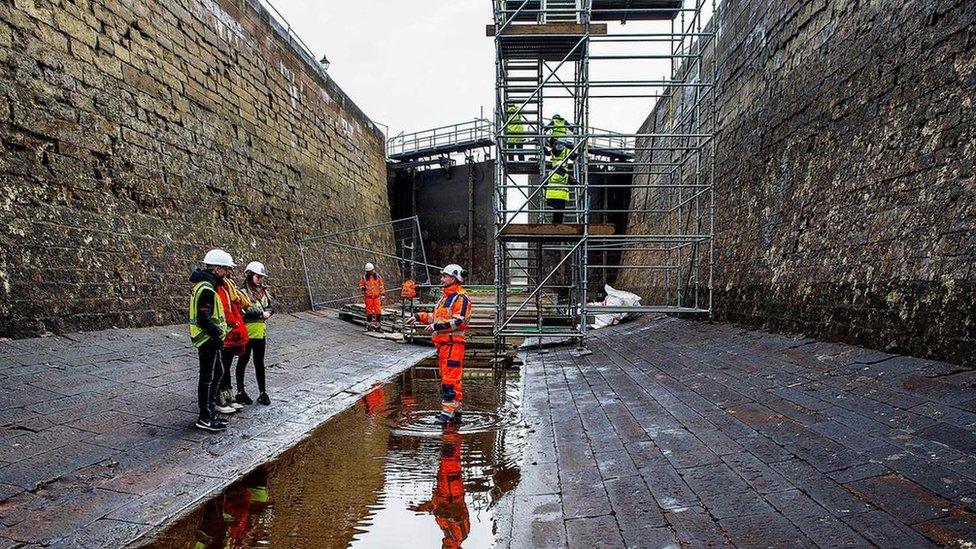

{"left": 546, "top": 198, "right": 567, "bottom": 224}
{"left": 219, "top": 349, "right": 236, "bottom": 393}
{"left": 197, "top": 339, "right": 221, "bottom": 419}
{"left": 507, "top": 141, "right": 524, "bottom": 161}
{"left": 237, "top": 338, "right": 267, "bottom": 394}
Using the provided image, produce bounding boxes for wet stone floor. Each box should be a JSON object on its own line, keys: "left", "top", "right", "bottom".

{"left": 145, "top": 363, "right": 526, "bottom": 548}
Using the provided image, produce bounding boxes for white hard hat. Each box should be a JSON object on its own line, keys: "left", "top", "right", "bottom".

{"left": 245, "top": 261, "right": 267, "bottom": 276}
{"left": 364, "top": 262, "right": 375, "bottom": 271}
{"left": 441, "top": 264, "right": 465, "bottom": 282}
{"left": 203, "top": 249, "right": 235, "bottom": 267}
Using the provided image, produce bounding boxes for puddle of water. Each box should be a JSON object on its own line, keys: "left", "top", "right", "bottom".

{"left": 146, "top": 364, "right": 525, "bottom": 548}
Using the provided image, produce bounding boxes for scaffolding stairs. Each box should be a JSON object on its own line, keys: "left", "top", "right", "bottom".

{"left": 500, "top": 59, "right": 542, "bottom": 174}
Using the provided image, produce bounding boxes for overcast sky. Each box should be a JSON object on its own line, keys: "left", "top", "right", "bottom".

{"left": 267, "top": 1, "right": 716, "bottom": 137}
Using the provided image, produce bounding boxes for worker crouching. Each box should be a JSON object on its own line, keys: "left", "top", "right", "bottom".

{"left": 410, "top": 264, "right": 472, "bottom": 426}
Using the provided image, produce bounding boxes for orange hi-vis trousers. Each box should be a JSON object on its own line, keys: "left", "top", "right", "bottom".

{"left": 437, "top": 342, "right": 464, "bottom": 418}
{"left": 364, "top": 296, "right": 382, "bottom": 316}
{"left": 434, "top": 431, "right": 469, "bottom": 548}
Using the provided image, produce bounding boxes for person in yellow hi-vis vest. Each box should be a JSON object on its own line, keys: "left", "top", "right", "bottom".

{"left": 546, "top": 140, "right": 572, "bottom": 223}
{"left": 238, "top": 261, "right": 274, "bottom": 406}
{"left": 545, "top": 114, "right": 569, "bottom": 148}
{"left": 189, "top": 249, "right": 233, "bottom": 432}
{"left": 505, "top": 103, "right": 527, "bottom": 162}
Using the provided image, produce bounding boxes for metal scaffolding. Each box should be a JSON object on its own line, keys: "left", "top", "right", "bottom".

{"left": 491, "top": 0, "right": 717, "bottom": 345}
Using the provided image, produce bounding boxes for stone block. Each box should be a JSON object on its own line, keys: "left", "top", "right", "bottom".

{"left": 508, "top": 494, "right": 566, "bottom": 548}
{"left": 565, "top": 515, "right": 625, "bottom": 549}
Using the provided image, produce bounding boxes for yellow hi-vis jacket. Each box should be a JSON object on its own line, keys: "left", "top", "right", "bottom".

{"left": 548, "top": 117, "right": 568, "bottom": 139}
{"left": 546, "top": 147, "right": 571, "bottom": 201}
{"left": 188, "top": 281, "right": 228, "bottom": 347}
{"left": 505, "top": 105, "right": 526, "bottom": 144}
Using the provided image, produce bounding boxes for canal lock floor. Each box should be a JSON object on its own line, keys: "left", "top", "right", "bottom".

{"left": 145, "top": 361, "right": 527, "bottom": 548}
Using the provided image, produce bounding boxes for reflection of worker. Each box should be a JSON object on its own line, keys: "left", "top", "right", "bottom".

{"left": 360, "top": 382, "right": 386, "bottom": 416}
{"left": 223, "top": 478, "right": 269, "bottom": 544}
{"left": 411, "top": 430, "right": 470, "bottom": 549}
{"left": 193, "top": 468, "right": 270, "bottom": 547}
{"left": 408, "top": 264, "right": 471, "bottom": 426}
{"left": 358, "top": 262, "right": 385, "bottom": 331}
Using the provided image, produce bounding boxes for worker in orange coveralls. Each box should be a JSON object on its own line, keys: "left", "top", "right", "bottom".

{"left": 358, "top": 262, "right": 385, "bottom": 332}
{"left": 411, "top": 429, "right": 469, "bottom": 549}
{"left": 400, "top": 277, "right": 417, "bottom": 317}
{"left": 408, "top": 264, "right": 471, "bottom": 426}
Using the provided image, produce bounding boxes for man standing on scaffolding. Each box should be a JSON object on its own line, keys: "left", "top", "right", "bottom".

{"left": 505, "top": 103, "right": 526, "bottom": 162}
{"left": 359, "top": 262, "right": 385, "bottom": 331}
{"left": 545, "top": 113, "right": 570, "bottom": 148}
{"left": 546, "top": 139, "right": 573, "bottom": 223}
{"left": 408, "top": 264, "right": 471, "bottom": 426}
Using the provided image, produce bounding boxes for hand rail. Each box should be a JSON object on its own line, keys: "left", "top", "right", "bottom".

{"left": 386, "top": 118, "right": 494, "bottom": 158}
{"left": 386, "top": 117, "right": 634, "bottom": 159}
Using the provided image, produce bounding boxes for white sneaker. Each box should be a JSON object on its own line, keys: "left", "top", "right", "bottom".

{"left": 214, "top": 404, "right": 237, "bottom": 414}
{"left": 229, "top": 401, "right": 244, "bottom": 411}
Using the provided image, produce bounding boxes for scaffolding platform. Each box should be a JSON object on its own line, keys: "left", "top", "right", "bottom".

{"left": 487, "top": 23, "right": 607, "bottom": 61}
{"left": 501, "top": 158, "right": 542, "bottom": 174}
{"left": 591, "top": 0, "right": 682, "bottom": 21}
{"left": 388, "top": 139, "right": 492, "bottom": 163}
{"left": 498, "top": 1, "right": 681, "bottom": 23}
{"left": 498, "top": 223, "right": 616, "bottom": 241}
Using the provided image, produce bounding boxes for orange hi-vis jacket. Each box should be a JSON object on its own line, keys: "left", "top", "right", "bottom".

{"left": 400, "top": 279, "right": 417, "bottom": 299}
{"left": 416, "top": 284, "right": 471, "bottom": 345}
{"left": 359, "top": 272, "right": 385, "bottom": 298}
{"left": 433, "top": 431, "right": 469, "bottom": 549}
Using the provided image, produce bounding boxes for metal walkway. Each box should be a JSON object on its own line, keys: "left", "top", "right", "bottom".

{"left": 387, "top": 119, "right": 494, "bottom": 163}
{"left": 386, "top": 117, "right": 635, "bottom": 168}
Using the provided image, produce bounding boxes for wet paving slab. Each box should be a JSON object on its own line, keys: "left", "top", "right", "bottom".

{"left": 6, "top": 314, "right": 976, "bottom": 548}
{"left": 143, "top": 363, "right": 526, "bottom": 548}
{"left": 0, "top": 312, "right": 432, "bottom": 548}
{"left": 496, "top": 317, "right": 976, "bottom": 548}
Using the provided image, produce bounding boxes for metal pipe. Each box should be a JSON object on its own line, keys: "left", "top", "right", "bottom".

{"left": 300, "top": 215, "right": 421, "bottom": 243}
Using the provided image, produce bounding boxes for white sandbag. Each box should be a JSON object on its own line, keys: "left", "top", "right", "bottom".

{"left": 591, "top": 284, "right": 642, "bottom": 329}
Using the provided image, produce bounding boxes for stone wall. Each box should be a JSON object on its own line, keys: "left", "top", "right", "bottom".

{"left": 0, "top": 0, "right": 393, "bottom": 337}
{"left": 626, "top": 0, "right": 976, "bottom": 363}
{"left": 388, "top": 160, "right": 495, "bottom": 285}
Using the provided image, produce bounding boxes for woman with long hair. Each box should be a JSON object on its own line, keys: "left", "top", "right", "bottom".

{"left": 237, "top": 261, "right": 274, "bottom": 405}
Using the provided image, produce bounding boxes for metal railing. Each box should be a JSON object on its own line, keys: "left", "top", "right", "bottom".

{"left": 588, "top": 127, "right": 635, "bottom": 154}
{"left": 386, "top": 118, "right": 494, "bottom": 159}
{"left": 386, "top": 117, "right": 634, "bottom": 160}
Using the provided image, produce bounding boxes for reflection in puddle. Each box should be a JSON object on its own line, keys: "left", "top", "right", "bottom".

{"left": 147, "top": 364, "right": 525, "bottom": 548}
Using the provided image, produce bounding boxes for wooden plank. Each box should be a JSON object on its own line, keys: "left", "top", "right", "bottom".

{"left": 486, "top": 23, "right": 608, "bottom": 36}
{"left": 499, "top": 223, "right": 616, "bottom": 237}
